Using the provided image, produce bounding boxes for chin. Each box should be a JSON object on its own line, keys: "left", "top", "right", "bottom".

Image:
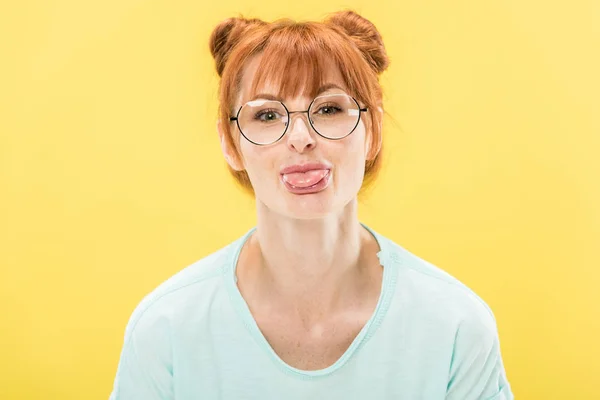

{"left": 279, "top": 189, "right": 356, "bottom": 220}
{"left": 256, "top": 178, "right": 357, "bottom": 219}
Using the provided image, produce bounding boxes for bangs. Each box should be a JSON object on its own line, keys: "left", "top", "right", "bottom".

{"left": 248, "top": 24, "right": 355, "bottom": 101}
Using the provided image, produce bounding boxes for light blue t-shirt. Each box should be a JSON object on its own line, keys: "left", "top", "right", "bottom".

{"left": 110, "top": 223, "right": 514, "bottom": 399}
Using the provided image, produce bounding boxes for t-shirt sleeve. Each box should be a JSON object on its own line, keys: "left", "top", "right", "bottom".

{"left": 109, "top": 305, "right": 174, "bottom": 400}
{"left": 445, "top": 307, "right": 514, "bottom": 400}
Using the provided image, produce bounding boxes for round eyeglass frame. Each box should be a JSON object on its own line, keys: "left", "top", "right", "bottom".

{"left": 229, "top": 94, "right": 368, "bottom": 146}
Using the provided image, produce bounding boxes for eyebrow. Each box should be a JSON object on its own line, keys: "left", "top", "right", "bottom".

{"left": 250, "top": 83, "right": 347, "bottom": 102}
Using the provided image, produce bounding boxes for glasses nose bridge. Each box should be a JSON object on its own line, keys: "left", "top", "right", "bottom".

{"left": 286, "top": 109, "right": 313, "bottom": 131}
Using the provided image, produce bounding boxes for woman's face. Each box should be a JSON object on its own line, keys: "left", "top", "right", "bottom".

{"left": 221, "top": 54, "right": 373, "bottom": 219}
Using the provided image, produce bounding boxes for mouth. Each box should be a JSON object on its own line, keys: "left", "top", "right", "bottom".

{"left": 280, "top": 169, "right": 331, "bottom": 195}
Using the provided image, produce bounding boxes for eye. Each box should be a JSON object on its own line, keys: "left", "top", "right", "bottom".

{"left": 315, "top": 103, "right": 343, "bottom": 116}
{"left": 255, "top": 109, "right": 283, "bottom": 122}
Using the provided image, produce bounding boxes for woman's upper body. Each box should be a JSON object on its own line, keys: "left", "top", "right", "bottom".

{"left": 110, "top": 10, "right": 513, "bottom": 399}
{"left": 109, "top": 223, "right": 513, "bottom": 400}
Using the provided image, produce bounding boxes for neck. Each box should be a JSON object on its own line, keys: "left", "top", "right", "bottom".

{"left": 237, "top": 198, "right": 381, "bottom": 319}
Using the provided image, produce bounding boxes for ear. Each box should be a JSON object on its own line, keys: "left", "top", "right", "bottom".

{"left": 217, "top": 120, "right": 245, "bottom": 171}
{"left": 365, "top": 106, "right": 383, "bottom": 160}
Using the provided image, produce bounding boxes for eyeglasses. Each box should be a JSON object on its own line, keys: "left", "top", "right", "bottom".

{"left": 229, "top": 93, "right": 368, "bottom": 146}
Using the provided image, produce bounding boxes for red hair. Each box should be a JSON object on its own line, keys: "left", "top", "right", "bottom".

{"left": 209, "top": 10, "right": 390, "bottom": 195}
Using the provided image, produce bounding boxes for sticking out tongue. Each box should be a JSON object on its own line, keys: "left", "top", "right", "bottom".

{"left": 282, "top": 169, "right": 329, "bottom": 188}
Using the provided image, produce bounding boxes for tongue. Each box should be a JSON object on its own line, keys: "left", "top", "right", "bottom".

{"left": 282, "top": 169, "right": 328, "bottom": 188}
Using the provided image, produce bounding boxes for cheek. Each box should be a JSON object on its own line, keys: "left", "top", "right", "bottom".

{"left": 345, "top": 127, "right": 369, "bottom": 164}
{"left": 239, "top": 144, "right": 276, "bottom": 183}
{"left": 328, "top": 136, "right": 368, "bottom": 184}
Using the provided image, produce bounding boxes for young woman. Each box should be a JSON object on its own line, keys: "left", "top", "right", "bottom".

{"left": 110, "top": 10, "right": 513, "bottom": 399}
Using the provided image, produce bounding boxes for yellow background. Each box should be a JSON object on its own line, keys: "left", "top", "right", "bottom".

{"left": 1, "top": 0, "right": 598, "bottom": 398}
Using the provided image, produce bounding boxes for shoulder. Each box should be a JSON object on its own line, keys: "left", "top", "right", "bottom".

{"left": 374, "top": 232, "right": 513, "bottom": 399}
{"left": 120, "top": 232, "right": 247, "bottom": 342}
{"left": 377, "top": 232, "right": 498, "bottom": 333}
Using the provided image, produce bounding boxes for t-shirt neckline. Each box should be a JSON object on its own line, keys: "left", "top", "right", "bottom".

{"left": 224, "top": 222, "right": 399, "bottom": 379}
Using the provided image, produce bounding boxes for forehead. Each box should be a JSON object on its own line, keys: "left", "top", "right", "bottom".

{"left": 236, "top": 53, "right": 348, "bottom": 106}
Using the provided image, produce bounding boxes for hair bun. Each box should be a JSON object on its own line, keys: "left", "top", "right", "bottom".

{"left": 326, "top": 10, "right": 389, "bottom": 74}
{"left": 209, "top": 17, "right": 266, "bottom": 76}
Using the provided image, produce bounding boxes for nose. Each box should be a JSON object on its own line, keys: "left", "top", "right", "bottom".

{"left": 286, "top": 112, "right": 316, "bottom": 153}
